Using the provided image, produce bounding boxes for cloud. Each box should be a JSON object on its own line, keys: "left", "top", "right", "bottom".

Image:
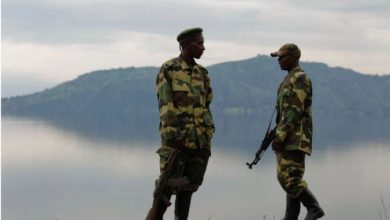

{"left": 4, "top": 0, "right": 389, "bottom": 47}
{"left": 2, "top": 0, "right": 390, "bottom": 96}
{"left": 2, "top": 31, "right": 177, "bottom": 80}
{"left": 1, "top": 31, "right": 174, "bottom": 97}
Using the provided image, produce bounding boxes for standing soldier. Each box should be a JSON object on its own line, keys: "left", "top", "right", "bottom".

{"left": 146, "top": 27, "right": 215, "bottom": 220}
{"left": 270, "top": 43, "right": 324, "bottom": 220}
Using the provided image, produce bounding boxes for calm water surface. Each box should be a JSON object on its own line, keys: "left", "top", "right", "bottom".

{"left": 2, "top": 117, "right": 390, "bottom": 220}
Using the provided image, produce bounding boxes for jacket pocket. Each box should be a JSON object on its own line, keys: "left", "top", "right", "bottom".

{"left": 172, "top": 81, "right": 192, "bottom": 107}
{"left": 156, "top": 146, "right": 174, "bottom": 171}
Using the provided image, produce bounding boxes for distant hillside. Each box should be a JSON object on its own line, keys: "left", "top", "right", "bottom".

{"left": 2, "top": 55, "right": 390, "bottom": 146}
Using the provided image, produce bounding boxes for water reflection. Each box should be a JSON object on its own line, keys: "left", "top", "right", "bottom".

{"left": 22, "top": 112, "right": 390, "bottom": 151}
{"left": 2, "top": 117, "right": 390, "bottom": 220}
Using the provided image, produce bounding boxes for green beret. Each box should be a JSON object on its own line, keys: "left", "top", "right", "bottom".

{"left": 177, "top": 27, "right": 203, "bottom": 45}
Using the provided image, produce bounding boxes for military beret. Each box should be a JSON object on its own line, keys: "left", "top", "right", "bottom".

{"left": 271, "top": 43, "right": 301, "bottom": 59}
{"left": 177, "top": 27, "right": 203, "bottom": 45}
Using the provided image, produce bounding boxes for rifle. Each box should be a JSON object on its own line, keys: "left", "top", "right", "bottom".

{"left": 146, "top": 148, "right": 190, "bottom": 220}
{"left": 246, "top": 109, "right": 276, "bottom": 169}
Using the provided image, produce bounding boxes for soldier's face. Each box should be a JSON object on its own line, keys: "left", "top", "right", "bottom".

{"left": 187, "top": 36, "right": 205, "bottom": 59}
{"left": 278, "top": 54, "right": 297, "bottom": 71}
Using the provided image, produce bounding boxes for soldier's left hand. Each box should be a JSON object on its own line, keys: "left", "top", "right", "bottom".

{"left": 272, "top": 140, "right": 283, "bottom": 152}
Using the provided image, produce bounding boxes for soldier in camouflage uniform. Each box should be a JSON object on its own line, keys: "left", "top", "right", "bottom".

{"left": 270, "top": 44, "right": 324, "bottom": 220}
{"left": 151, "top": 27, "right": 215, "bottom": 220}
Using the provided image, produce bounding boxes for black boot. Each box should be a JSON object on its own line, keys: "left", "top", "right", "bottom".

{"left": 283, "top": 194, "right": 301, "bottom": 220}
{"left": 298, "top": 188, "right": 324, "bottom": 220}
{"left": 174, "top": 191, "right": 193, "bottom": 220}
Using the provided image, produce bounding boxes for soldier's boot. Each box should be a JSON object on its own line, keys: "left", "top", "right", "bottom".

{"left": 283, "top": 194, "right": 301, "bottom": 220}
{"left": 174, "top": 191, "right": 193, "bottom": 220}
{"left": 298, "top": 188, "right": 324, "bottom": 220}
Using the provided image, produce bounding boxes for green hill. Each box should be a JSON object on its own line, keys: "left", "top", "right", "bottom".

{"left": 2, "top": 55, "right": 390, "bottom": 146}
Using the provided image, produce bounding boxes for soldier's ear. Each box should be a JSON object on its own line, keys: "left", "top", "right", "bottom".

{"left": 180, "top": 40, "right": 192, "bottom": 50}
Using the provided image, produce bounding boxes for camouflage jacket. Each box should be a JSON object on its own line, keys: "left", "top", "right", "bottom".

{"left": 275, "top": 66, "right": 312, "bottom": 155}
{"left": 156, "top": 56, "right": 215, "bottom": 150}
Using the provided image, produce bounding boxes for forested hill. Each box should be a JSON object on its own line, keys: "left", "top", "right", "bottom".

{"left": 2, "top": 55, "right": 390, "bottom": 145}
{"left": 3, "top": 55, "right": 389, "bottom": 118}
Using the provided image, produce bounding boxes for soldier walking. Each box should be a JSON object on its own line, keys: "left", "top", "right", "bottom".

{"left": 146, "top": 27, "right": 215, "bottom": 220}
{"left": 270, "top": 43, "right": 325, "bottom": 220}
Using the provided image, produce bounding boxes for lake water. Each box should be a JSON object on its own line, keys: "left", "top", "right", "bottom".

{"left": 2, "top": 117, "right": 390, "bottom": 220}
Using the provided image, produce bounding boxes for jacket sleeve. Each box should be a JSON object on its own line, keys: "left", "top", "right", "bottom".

{"left": 204, "top": 70, "right": 213, "bottom": 110}
{"left": 274, "top": 75, "right": 311, "bottom": 144}
{"left": 204, "top": 70, "right": 215, "bottom": 132}
{"left": 156, "top": 66, "right": 178, "bottom": 141}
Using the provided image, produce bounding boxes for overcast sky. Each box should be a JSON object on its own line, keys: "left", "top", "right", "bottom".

{"left": 2, "top": 0, "right": 390, "bottom": 97}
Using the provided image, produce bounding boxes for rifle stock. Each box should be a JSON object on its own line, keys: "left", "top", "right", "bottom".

{"left": 146, "top": 148, "right": 181, "bottom": 220}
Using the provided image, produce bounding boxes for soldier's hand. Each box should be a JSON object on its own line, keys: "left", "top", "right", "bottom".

{"left": 272, "top": 140, "right": 283, "bottom": 152}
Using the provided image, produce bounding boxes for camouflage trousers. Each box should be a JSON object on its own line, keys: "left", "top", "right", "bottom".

{"left": 157, "top": 146, "right": 210, "bottom": 193}
{"left": 276, "top": 150, "right": 308, "bottom": 198}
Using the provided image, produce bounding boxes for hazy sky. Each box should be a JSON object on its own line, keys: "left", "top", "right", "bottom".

{"left": 2, "top": 0, "right": 390, "bottom": 97}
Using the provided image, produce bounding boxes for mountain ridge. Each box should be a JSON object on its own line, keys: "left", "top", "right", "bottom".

{"left": 3, "top": 55, "right": 389, "bottom": 117}
{"left": 2, "top": 55, "right": 390, "bottom": 146}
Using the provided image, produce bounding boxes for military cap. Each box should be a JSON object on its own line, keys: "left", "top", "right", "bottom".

{"left": 271, "top": 43, "right": 301, "bottom": 58}
{"left": 177, "top": 27, "right": 203, "bottom": 45}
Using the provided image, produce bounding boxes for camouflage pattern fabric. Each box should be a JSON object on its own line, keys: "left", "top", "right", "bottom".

{"left": 155, "top": 56, "right": 214, "bottom": 192}
{"left": 276, "top": 150, "right": 308, "bottom": 198}
{"left": 156, "top": 56, "right": 215, "bottom": 150}
{"left": 157, "top": 147, "right": 210, "bottom": 193}
{"left": 275, "top": 66, "right": 312, "bottom": 155}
